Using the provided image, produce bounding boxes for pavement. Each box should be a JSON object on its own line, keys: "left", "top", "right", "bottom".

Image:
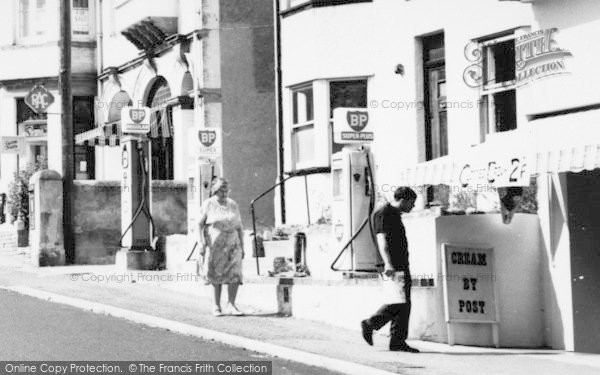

{"left": 2, "top": 247, "right": 600, "bottom": 375}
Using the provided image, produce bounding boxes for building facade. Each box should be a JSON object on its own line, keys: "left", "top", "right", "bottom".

{"left": 0, "top": 0, "right": 97, "bottom": 195}
{"left": 277, "top": 0, "right": 600, "bottom": 353}
{"left": 75, "top": 0, "right": 277, "bottom": 227}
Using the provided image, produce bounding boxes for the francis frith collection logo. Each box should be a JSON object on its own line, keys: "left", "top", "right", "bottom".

{"left": 514, "top": 28, "right": 572, "bottom": 85}
{"left": 463, "top": 27, "right": 573, "bottom": 88}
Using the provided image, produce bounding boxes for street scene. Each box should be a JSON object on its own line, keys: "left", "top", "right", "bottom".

{"left": 1, "top": 0, "right": 600, "bottom": 374}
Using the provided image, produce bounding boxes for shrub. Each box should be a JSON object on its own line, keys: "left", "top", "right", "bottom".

{"left": 7, "top": 157, "right": 48, "bottom": 229}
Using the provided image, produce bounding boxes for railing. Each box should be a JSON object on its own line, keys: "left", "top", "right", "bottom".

{"left": 250, "top": 167, "right": 330, "bottom": 275}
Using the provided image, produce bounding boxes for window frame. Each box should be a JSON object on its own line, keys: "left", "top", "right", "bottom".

{"left": 479, "top": 32, "right": 518, "bottom": 140}
{"left": 15, "top": 0, "right": 50, "bottom": 43}
{"left": 291, "top": 84, "right": 316, "bottom": 170}
{"left": 287, "top": 77, "right": 369, "bottom": 172}
{"left": 328, "top": 78, "right": 368, "bottom": 157}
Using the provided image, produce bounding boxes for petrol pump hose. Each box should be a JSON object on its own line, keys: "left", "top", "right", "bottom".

{"left": 330, "top": 150, "right": 380, "bottom": 271}
{"left": 118, "top": 140, "right": 157, "bottom": 250}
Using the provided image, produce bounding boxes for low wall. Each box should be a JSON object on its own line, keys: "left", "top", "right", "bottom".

{"left": 236, "top": 213, "right": 544, "bottom": 349}
{"left": 72, "top": 180, "right": 187, "bottom": 264}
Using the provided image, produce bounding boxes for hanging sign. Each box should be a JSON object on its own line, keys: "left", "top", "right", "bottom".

{"left": 333, "top": 108, "right": 374, "bottom": 144}
{"left": 121, "top": 106, "right": 151, "bottom": 134}
{"left": 194, "top": 127, "right": 222, "bottom": 159}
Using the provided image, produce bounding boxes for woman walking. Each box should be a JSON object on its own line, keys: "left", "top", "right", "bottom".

{"left": 198, "top": 177, "right": 245, "bottom": 316}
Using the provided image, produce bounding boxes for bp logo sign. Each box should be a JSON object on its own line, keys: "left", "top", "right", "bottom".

{"left": 121, "top": 106, "right": 150, "bottom": 134}
{"left": 195, "top": 127, "right": 221, "bottom": 158}
{"left": 347, "top": 111, "right": 369, "bottom": 132}
{"left": 199, "top": 130, "right": 217, "bottom": 147}
{"left": 129, "top": 108, "right": 146, "bottom": 124}
{"left": 333, "top": 108, "right": 374, "bottom": 144}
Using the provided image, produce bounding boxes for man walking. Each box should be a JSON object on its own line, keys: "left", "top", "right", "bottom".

{"left": 361, "top": 187, "right": 419, "bottom": 352}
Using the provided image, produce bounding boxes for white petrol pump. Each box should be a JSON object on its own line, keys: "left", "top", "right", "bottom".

{"left": 330, "top": 108, "right": 382, "bottom": 272}
{"left": 186, "top": 128, "right": 223, "bottom": 259}
{"left": 187, "top": 159, "right": 221, "bottom": 250}
{"left": 118, "top": 106, "right": 159, "bottom": 270}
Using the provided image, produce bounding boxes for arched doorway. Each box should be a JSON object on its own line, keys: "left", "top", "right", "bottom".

{"left": 146, "top": 77, "right": 173, "bottom": 180}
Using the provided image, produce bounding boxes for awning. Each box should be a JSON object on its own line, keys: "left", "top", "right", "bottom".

{"left": 75, "top": 108, "right": 172, "bottom": 147}
{"left": 397, "top": 109, "right": 600, "bottom": 188}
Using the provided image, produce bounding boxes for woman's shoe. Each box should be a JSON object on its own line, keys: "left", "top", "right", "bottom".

{"left": 213, "top": 306, "right": 223, "bottom": 317}
{"left": 224, "top": 303, "right": 244, "bottom": 316}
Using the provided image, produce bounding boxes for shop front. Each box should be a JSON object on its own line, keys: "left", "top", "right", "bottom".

{"left": 396, "top": 110, "right": 600, "bottom": 352}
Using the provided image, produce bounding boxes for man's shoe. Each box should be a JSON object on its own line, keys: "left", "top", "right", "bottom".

{"left": 361, "top": 320, "right": 373, "bottom": 346}
{"left": 389, "top": 344, "right": 420, "bottom": 353}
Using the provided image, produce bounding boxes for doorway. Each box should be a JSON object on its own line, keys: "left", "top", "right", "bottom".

{"left": 567, "top": 170, "right": 600, "bottom": 353}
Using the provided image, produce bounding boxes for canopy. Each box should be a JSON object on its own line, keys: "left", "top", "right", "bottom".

{"left": 397, "top": 109, "right": 600, "bottom": 188}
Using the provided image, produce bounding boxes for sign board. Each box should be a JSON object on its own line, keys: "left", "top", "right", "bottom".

{"left": 456, "top": 156, "right": 530, "bottom": 188}
{"left": 333, "top": 108, "right": 373, "bottom": 144}
{"left": 0, "top": 228, "right": 18, "bottom": 253}
{"left": 25, "top": 85, "right": 55, "bottom": 114}
{"left": 121, "top": 107, "right": 151, "bottom": 134}
{"left": 0, "top": 137, "right": 24, "bottom": 154}
{"left": 194, "top": 127, "right": 222, "bottom": 158}
{"left": 441, "top": 244, "right": 498, "bottom": 323}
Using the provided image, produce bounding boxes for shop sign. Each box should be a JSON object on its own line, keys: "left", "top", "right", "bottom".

{"left": 441, "top": 244, "right": 498, "bottom": 323}
{"left": 333, "top": 108, "right": 374, "bottom": 144}
{"left": 195, "top": 127, "right": 221, "bottom": 159}
{"left": 0, "top": 137, "right": 25, "bottom": 154}
{"left": 457, "top": 156, "right": 530, "bottom": 188}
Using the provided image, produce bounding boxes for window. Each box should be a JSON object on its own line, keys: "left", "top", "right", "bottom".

{"left": 292, "top": 86, "right": 315, "bottom": 168}
{"left": 480, "top": 35, "right": 517, "bottom": 140}
{"left": 73, "top": 0, "right": 90, "bottom": 36}
{"left": 146, "top": 77, "right": 174, "bottom": 180}
{"left": 329, "top": 79, "right": 367, "bottom": 155}
{"left": 288, "top": 78, "right": 369, "bottom": 171}
{"left": 422, "top": 32, "right": 447, "bottom": 161}
{"left": 18, "top": 0, "right": 48, "bottom": 39}
{"left": 73, "top": 97, "right": 95, "bottom": 180}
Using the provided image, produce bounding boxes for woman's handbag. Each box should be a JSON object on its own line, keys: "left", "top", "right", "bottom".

{"left": 381, "top": 271, "right": 407, "bottom": 304}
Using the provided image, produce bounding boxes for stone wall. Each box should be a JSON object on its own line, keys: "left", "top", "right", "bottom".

{"left": 72, "top": 180, "right": 187, "bottom": 264}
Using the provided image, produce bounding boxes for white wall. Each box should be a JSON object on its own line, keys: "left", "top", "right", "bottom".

{"left": 433, "top": 214, "right": 543, "bottom": 348}
{"left": 279, "top": 0, "right": 535, "bottom": 225}
{"left": 519, "top": 0, "right": 600, "bottom": 115}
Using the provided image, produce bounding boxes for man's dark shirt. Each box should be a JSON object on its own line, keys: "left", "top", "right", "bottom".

{"left": 373, "top": 203, "right": 409, "bottom": 269}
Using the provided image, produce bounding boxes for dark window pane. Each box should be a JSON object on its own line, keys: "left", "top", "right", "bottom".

{"left": 494, "top": 89, "right": 516, "bottom": 132}
{"left": 492, "top": 40, "right": 515, "bottom": 82}
{"left": 330, "top": 79, "right": 367, "bottom": 117}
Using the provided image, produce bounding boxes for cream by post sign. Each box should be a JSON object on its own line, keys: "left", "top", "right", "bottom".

{"left": 441, "top": 244, "right": 498, "bottom": 324}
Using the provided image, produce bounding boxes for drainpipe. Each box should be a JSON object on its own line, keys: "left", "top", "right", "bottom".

{"left": 96, "top": 0, "right": 104, "bottom": 178}
{"left": 274, "top": 0, "right": 286, "bottom": 224}
{"left": 96, "top": 0, "right": 103, "bottom": 96}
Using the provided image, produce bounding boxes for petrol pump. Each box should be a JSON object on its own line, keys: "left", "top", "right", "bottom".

{"left": 330, "top": 108, "right": 382, "bottom": 272}
{"left": 186, "top": 128, "right": 222, "bottom": 257}
{"left": 118, "top": 106, "right": 159, "bottom": 270}
{"left": 187, "top": 158, "right": 221, "bottom": 249}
